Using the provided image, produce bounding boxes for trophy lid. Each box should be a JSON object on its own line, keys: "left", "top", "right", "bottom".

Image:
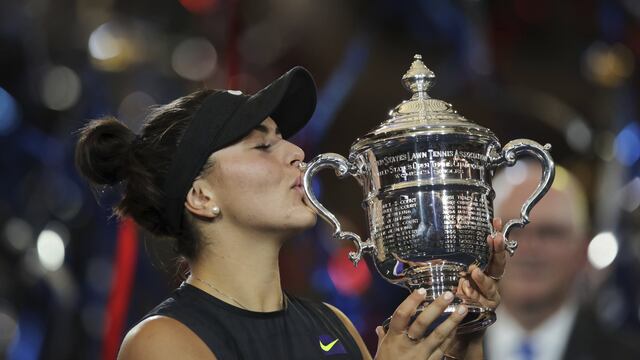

{"left": 351, "top": 55, "right": 497, "bottom": 152}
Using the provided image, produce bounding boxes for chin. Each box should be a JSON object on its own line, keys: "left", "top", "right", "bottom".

{"left": 507, "top": 284, "right": 553, "bottom": 304}
{"left": 295, "top": 211, "right": 318, "bottom": 229}
{"left": 279, "top": 209, "right": 317, "bottom": 234}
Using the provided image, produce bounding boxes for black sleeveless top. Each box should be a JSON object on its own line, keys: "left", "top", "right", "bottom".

{"left": 143, "top": 283, "right": 363, "bottom": 360}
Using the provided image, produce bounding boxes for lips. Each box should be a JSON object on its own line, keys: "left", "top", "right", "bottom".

{"left": 292, "top": 175, "right": 305, "bottom": 195}
{"left": 293, "top": 175, "right": 302, "bottom": 188}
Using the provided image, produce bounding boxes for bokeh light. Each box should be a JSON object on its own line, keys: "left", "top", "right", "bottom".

{"left": 40, "top": 66, "right": 81, "bottom": 111}
{"left": 327, "top": 247, "right": 372, "bottom": 296}
{"left": 588, "top": 231, "right": 619, "bottom": 270}
{"left": 3, "top": 217, "right": 34, "bottom": 253}
{"left": 565, "top": 119, "right": 592, "bottom": 153}
{"left": 583, "top": 42, "right": 635, "bottom": 87}
{"left": 171, "top": 37, "right": 217, "bottom": 81}
{"left": 88, "top": 22, "right": 137, "bottom": 71}
{"left": 117, "top": 91, "right": 155, "bottom": 133}
{"left": 505, "top": 161, "right": 531, "bottom": 185}
{"left": 618, "top": 177, "right": 640, "bottom": 212}
{"left": 89, "top": 23, "right": 123, "bottom": 60}
{"left": 0, "top": 86, "right": 19, "bottom": 135}
{"left": 36, "top": 229, "right": 66, "bottom": 272}
{"left": 614, "top": 122, "right": 640, "bottom": 166}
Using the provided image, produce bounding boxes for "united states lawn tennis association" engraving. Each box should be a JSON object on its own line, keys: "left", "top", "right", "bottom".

{"left": 376, "top": 149, "right": 488, "bottom": 179}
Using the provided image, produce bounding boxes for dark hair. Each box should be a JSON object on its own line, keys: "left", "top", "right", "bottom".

{"left": 75, "top": 89, "right": 217, "bottom": 259}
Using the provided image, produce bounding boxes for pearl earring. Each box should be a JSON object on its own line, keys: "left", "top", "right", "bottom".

{"left": 211, "top": 206, "right": 220, "bottom": 216}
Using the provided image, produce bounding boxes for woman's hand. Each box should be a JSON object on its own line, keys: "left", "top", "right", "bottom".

{"left": 373, "top": 218, "right": 508, "bottom": 360}
{"left": 460, "top": 218, "right": 507, "bottom": 308}
{"left": 373, "top": 290, "right": 468, "bottom": 360}
{"left": 446, "top": 217, "right": 508, "bottom": 359}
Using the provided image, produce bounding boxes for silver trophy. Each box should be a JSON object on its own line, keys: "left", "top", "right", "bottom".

{"left": 302, "top": 55, "right": 555, "bottom": 333}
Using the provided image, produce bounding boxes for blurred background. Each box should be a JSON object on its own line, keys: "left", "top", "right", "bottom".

{"left": 1, "top": 0, "right": 639, "bottom": 358}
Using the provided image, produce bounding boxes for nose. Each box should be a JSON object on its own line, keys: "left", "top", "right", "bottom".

{"left": 286, "top": 142, "right": 305, "bottom": 168}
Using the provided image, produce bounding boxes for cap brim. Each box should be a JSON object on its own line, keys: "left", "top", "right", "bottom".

{"left": 265, "top": 66, "right": 317, "bottom": 138}
{"left": 216, "top": 66, "right": 317, "bottom": 147}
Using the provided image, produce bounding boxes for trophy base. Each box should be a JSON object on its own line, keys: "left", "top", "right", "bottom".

{"left": 381, "top": 298, "right": 496, "bottom": 336}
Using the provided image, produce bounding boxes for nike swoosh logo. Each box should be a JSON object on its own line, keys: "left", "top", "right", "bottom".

{"left": 319, "top": 338, "right": 339, "bottom": 352}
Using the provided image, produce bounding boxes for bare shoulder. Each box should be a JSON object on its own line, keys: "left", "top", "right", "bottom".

{"left": 323, "top": 303, "right": 372, "bottom": 360}
{"left": 118, "top": 315, "right": 216, "bottom": 360}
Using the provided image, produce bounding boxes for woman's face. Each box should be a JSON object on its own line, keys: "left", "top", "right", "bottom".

{"left": 202, "top": 117, "right": 316, "bottom": 236}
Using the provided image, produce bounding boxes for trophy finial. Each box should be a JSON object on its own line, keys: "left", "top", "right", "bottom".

{"left": 402, "top": 54, "right": 435, "bottom": 96}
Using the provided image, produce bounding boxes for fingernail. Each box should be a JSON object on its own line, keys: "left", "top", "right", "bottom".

{"left": 464, "top": 280, "right": 471, "bottom": 289}
{"left": 443, "top": 291, "right": 454, "bottom": 301}
{"left": 417, "top": 288, "right": 427, "bottom": 297}
{"left": 457, "top": 305, "right": 467, "bottom": 315}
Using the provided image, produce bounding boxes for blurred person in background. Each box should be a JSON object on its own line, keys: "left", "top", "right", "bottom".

{"left": 485, "top": 162, "right": 640, "bottom": 360}
{"left": 75, "top": 66, "right": 507, "bottom": 360}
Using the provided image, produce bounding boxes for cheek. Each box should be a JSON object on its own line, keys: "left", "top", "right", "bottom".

{"left": 218, "top": 158, "right": 283, "bottom": 192}
{"left": 212, "top": 157, "right": 292, "bottom": 222}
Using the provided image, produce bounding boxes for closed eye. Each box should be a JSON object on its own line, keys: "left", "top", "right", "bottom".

{"left": 254, "top": 143, "right": 272, "bottom": 150}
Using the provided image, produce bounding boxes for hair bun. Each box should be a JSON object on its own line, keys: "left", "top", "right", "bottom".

{"left": 75, "top": 116, "right": 136, "bottom": 185}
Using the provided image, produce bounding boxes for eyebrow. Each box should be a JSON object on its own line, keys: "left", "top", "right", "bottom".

{"left": 254, "top": 124, "right": 282, "bottom": 136}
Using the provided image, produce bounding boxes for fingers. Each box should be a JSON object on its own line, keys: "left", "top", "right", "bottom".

{"left": 470, "top": 266, "right": 500, "bottom": 307}
{"left": 471, "top": 267, "right": 496, "bottom": 294}
{"left": 421, "top": 304, "right": 468, "bottom": 355}
{"left": 387, "top": 288, "right": 427, "bottom": 335}
{"left": 378, "top": 292, "right": 467, "bottom": 359}
{"left": 375, "top": 326, "right": 385, "bottom": 349}
{"left": 492, "top": 217, "right": 503, "bottom": 232}
{"left": 441, "top": 332, "right": 471, "bottom": 360}
{"left": 460, "top": 278, "right": 479, "bottom": 300}
{"left": 490, "top": 227, "right": 507, "bottom": 256}
{"left": 486, "top": 218, "right": 507, "bottom": 279}
{"left": 455, "top": 278, "right": 466, "bottom": 298}
{"left": 406, "top": 291, "right": 455, "bottom": 339}
{"left": 426, "top": 331, "right": 457, "bottom": 360}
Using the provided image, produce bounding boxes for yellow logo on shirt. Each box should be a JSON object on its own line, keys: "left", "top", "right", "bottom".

{"left": 319, "top": 338, "right": 339, "bottom": 352}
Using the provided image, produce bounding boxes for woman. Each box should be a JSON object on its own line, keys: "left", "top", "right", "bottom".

{"left": 76, "top": 66, "right": 506, "bottom": 359}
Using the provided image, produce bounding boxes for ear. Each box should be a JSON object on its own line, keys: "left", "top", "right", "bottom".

{"left": 184, "top": 179, "right": 218, "bottom": 219}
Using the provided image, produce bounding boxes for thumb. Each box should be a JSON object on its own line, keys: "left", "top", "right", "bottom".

{"left": 375, "top": 326, "right": 386, "bottom": 348}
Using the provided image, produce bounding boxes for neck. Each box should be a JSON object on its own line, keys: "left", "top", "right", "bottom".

{"left": 503, "top": 293, "right": 569, "bottom": 331}
{"left": 188, "top": 227, "right": 285, "bottom": 312}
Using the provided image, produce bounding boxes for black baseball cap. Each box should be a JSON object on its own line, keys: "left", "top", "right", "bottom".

{"left": 163, "top": 66, "right": 317, "bottom": 233}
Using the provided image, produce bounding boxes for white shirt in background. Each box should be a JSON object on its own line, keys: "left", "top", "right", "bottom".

{"left": 485, "top": 299, "right": 579, "bottom": 360}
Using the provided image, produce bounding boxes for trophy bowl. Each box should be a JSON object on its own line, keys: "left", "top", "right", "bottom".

{"left": 303, "top": 55, "right": 555, "bottom": 334}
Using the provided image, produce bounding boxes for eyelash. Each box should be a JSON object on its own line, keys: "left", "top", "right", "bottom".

{"left": 255, "top": 143, "right": 272, "bottom": 150}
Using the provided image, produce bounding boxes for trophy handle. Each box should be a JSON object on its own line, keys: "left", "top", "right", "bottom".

{"left": 302, "top": 153, "right": 377, "bottom": 266}
{"left": 489, "top": 139, "right": 555, "bottom": 255}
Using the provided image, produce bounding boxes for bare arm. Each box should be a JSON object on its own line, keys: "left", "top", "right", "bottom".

{"left": 118, "top": 316, "right": 217, "bottom": 360}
